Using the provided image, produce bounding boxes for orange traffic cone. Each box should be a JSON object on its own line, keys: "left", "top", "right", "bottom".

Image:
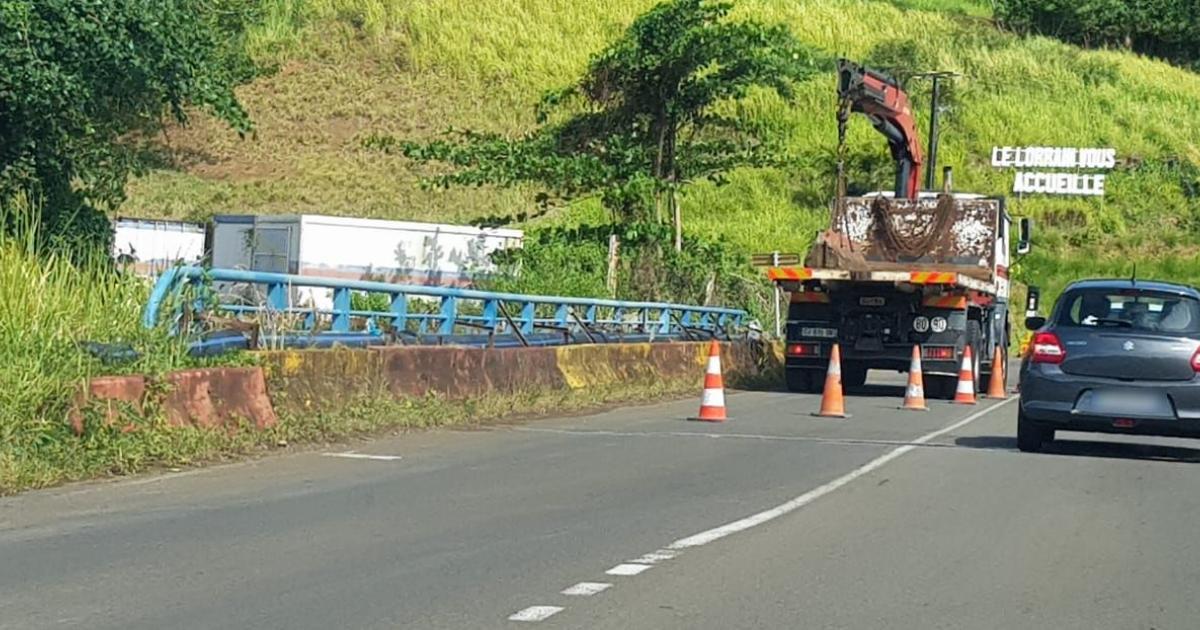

{"left": 900, "top": 345, "right": 928, "bottom": 411}
{"left": 813, "top": 343, "right": 848, "bottom": 418}
{"left": 689, "top": 340, "right": 728, "bottom": 422}
{"left": 986, "top": 345, "right": 1008, "bottom": 399}
{"left": 953, "top": 345, "right": 977, "bottom": 405}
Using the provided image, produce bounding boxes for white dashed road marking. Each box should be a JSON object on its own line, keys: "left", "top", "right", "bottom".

{"left": 503, "top": 399, "right": 1014, "bottom": 623}
{"left": 508, "top": 606, "right": 564, "bottom": 622}
{"left": 606, "top": 563, "right": 652, "bottom": 576}
{"left": 629, "top": 549, "right": 677, "bottom": 564}
{"left": 561, "top": 582, "right": 612, "bottom": 596}
{"left": 321, "top": 452, "right": 402, "bottom": 461}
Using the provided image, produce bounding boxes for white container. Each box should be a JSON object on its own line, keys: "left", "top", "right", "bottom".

{"left": 112, "top": 218, "right": 206, "bottom": 276}
{"left": 210, "top": 214, "right": 523, "bottom": 309}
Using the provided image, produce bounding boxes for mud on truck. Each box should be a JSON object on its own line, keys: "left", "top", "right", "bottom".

{"left": 768, "top": 59, "right": 1027, "bottom": 399}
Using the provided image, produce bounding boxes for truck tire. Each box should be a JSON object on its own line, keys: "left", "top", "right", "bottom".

{"left": 786, "top": 369, "right": 821, "bottom": 394}
{"left": 843, "top": 363, "right": 868, "bottom": 389}
{"left": 1017, "top": 408, "right": 1053, "bottom": 453}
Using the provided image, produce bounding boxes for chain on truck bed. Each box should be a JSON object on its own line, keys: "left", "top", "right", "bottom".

{"left": 870, "top": 194, "right": 959, "bottom": 259}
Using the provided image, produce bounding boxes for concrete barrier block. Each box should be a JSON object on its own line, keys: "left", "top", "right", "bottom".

{"left": 482, "top": 347, "right": 566, "bottom": 394}
{"left": 375, "top": 346, "right": 487, "bottom": 398}
{"left": 69, "top": 375, "right": 147, "bottom": 435}
{"left": 260, "top": 348, "right": 384, "bottom": 410}
{"left": 162, "top": 368, "right": 278, "bottom": 430}
{"left": 74, "top": 340, "right": 779, "bottom": 437}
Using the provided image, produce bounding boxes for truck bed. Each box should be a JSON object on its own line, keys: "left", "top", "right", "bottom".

{"left": 773, "top": 194, "right": 1004, "bottom": 293}
{"left": 766, "top": 266, "right": 996, "bottom": 293}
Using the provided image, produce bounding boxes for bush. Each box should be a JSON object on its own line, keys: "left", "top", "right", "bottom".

{"left": 485, "top": 223, "right": 772, "bottom": 324}
{"left": 995, "top": 0, "right": 1200, "bottom": 68}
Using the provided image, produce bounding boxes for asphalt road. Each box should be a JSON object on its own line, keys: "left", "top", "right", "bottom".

{"left": 4, "top": 373, "right": 1200, "bottom": 629}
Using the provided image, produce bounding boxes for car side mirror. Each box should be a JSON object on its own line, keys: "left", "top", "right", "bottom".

{"left": 1017, "top": 217, "right": 1032, "bottom": 255}
{"left": 1025, "top": 316, "right": 1046, "bottom": 330}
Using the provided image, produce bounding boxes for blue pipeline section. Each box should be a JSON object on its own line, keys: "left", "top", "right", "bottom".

{"left": 146, "top": 267, "right": 747, "bottom": 356}
{"left": 186, "top": 332, "right": 694, "bottom": 356}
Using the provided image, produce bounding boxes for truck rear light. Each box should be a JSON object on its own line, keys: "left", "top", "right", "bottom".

{"left": 1031, "top": 332, "right": 1066, "bottom": 364}
{"left": 787, "top": 343, "right": 820, "bottom": 358}
{"left": 923, "top": 346, "right": 954, "bottom": 360}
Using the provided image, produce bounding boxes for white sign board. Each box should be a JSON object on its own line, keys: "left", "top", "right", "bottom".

{"left": 1012, "top": 172, "right": 1106, "bottom": 197}
{"left": 991, "top": 146, "right": 1116, "bottom": 197}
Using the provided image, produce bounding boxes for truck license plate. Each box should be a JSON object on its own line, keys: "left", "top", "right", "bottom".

{"left": 859, "top": 297, "right": 886, "bottom": 306}
{"left": 801, "top": 327, "right": 838, "bottom": 339}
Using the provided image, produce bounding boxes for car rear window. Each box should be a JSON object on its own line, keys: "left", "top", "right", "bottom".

{"left": 1058, "top": 289, "right": 1200, "bottom": 334}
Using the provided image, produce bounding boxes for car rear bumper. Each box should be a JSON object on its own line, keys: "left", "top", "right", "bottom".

{"left": 1020, "top": 363, "right": 1200, "bottom": 436}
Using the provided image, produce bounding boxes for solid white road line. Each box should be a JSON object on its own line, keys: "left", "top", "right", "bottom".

{"left": 513, "top": 426, "right": 976, "bottom": 450}
{"left": 561, "top": 582, "right": 612, "bottom": 596}
{"left": 666, "top": 398, "right": 1016, "bottom": 550}
{"left": 321, "top": 452, "right": 402, "bottom": 461}
{"left": 508, "top": 606, "right": 564, "bottom": 622}
{"left": 606, "top": 563, "right": 653, "bottom": 576}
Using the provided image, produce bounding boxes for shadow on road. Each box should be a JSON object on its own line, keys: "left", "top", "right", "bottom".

{"left": 848, "top": 383, "right": 906, "bottom": 399}
{"left": 955, "top": 435, "right": 1200, "bottom": 463}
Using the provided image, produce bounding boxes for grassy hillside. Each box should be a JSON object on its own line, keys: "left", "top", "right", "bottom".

{"left": 123, "top": 0, "right": 1200, "bottom": 300}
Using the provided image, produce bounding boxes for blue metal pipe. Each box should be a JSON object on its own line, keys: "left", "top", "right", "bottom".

{"left": 143, "top": 267, "right": 748, "bottom": 348}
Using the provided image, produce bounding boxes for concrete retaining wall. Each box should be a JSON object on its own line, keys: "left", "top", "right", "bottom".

{"left": 72, "top": 341, "right": 782, "bottom": 433}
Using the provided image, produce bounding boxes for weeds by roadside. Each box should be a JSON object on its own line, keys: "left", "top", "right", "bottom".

{"left": 0, "top": 205, "right": 246, "bottom": 493}
{"left": 1, "top": 366, "right": 708, "bottom": 495}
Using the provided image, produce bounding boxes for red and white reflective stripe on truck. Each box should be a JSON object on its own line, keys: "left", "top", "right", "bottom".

{"left": 909, "top": 271, "right": 957, "bottom": 285}
{"left": 767, "top": 267, "right": 813, "bottom": 281}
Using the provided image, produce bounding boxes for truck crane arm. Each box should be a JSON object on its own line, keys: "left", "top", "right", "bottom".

{"left": 837, "top": 59, "right": 924, "bottom": 200}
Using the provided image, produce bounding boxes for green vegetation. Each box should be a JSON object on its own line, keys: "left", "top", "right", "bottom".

{"left": 0, "top": 0, "right": 253, "bottom": 255}
{"left": 0, "top": 210, "right": 200, "bottom": 491}
{"left": 389, "top": 0, "right": 818, "bottom": 314}
{"left": 395, "top": 0, "right": 819, "bottom": 246}
{"left": 486, "top": 224, "right": 774, "bottom": 319}
{"left": 888, "top": 0, "right": 992, "bottom": 17}
{"left": 1, "top": 346, "right": 709, "bottom": 493}
{"left": 119, "top": 0, "right": 1200, "bottom": 311}
{"left": 996, "top": 0, "right": 1200, "bottom": 69}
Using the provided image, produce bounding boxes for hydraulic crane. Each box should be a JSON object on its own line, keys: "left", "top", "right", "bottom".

{"left": 836, "top": 59, "right": 924, "bottom": 200}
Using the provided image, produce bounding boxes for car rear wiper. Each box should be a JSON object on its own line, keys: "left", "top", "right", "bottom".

{"left": 1094, "top": 318, "right": 1133, "bottom": 327}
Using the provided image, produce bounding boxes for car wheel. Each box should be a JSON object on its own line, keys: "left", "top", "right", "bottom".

{"left": 1017, "top": 408, "right": 1052, "bottom": 453}
{"left": 843, "top": 364, "right": 868, "bottom": 389}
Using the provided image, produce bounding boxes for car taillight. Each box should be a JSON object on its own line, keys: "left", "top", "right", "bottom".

{"left": 1031, "top": 332, "right": 1065, "bottom": 364}
{"left": 787, "top": 343, "right": 820, "bottom": 357}
{"left": 1191, "top": 347, "right": 1200, "bottom": 372}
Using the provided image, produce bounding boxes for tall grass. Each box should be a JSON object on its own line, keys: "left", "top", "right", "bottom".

{"left": 123, "top": 0, "right": 1200, "bottom": 311}
{"left": 0, "top": 204, "right": 214, "bottom": 491}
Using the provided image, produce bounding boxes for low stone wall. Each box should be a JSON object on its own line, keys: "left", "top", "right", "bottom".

{"left": 72, "top": 341, "right": 782, "bottom": 433}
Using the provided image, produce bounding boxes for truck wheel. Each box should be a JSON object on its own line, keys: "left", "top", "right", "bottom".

{"left": 843, "top": 364, "right": 867, "bottom": 389}
{"left": 1017, "top": 409, "right": 1053, "bottom": 453}
{"left": 786, "top": 369, "right": 821, "bottom": 394}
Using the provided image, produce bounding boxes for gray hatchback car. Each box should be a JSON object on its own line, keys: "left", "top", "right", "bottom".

{"left": 1018, "top": 279, "right": 1200, "bottom": 452}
